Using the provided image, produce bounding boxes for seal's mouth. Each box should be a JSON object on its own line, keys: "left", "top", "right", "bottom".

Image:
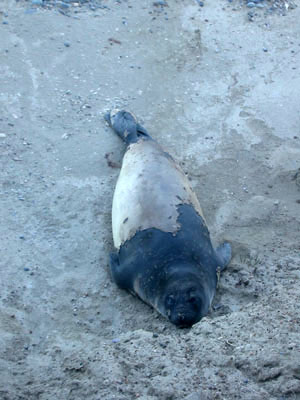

{"left": 170, "top": 312, "right": 200, "bottom": 328}
{"left": 177, "top": 322, "right": 193, "bottom": 329}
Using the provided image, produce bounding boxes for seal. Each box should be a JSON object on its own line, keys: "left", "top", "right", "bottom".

{"left": 105, "top": 110, "right": 231, "bottom": 327}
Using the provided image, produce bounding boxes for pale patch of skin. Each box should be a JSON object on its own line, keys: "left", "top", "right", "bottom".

{"left": 112, "top": 139, "right": 205, "bottom": 249}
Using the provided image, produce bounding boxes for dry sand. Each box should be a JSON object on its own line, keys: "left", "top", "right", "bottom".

{"left": 0, "top": 0, "right": 300, "bottom": 399}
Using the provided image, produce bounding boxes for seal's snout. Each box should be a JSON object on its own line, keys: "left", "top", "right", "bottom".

{"left": 168, "top": 302, "right": 202, "bottom": 327}
{"left": 171, "top": 312, "right": 201, "bottom": 328}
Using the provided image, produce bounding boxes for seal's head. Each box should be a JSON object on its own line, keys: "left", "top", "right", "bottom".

{"left": 164, "top": 285, "right": 204, "bottom": 328}
{"left": 160, "top": 263, "right": 211, "bottom": 328}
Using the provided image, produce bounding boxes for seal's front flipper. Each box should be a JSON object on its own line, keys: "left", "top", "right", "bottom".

{"left": 215, "top": 242, "right": 232, "bottom": 271}
{"left": 109, "top": 252, "right": 131, "bottom": 290}
{"left": 109, "top": 252, "right": 125, "bottom": 289}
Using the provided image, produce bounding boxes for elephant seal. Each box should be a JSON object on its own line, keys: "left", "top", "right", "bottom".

{"left": 105, "top": 110, "right": 231, "bottom": 327}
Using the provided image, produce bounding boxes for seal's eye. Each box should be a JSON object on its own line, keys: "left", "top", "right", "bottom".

{"left": 188, "top": 296, "right": 197, "bottom": 304}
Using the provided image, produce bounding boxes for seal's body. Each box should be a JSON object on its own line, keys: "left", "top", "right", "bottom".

{"left": 106, "top": 110, "right": 231, "bottom": 327}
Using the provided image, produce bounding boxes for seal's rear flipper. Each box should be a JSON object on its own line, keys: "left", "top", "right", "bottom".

{"left": 215, "top": 242, "right": 232, "bottom": 271}
{"left": 136, "top": 123, "right": 151, "bottom": 139}
{"left": 105, "top": 110, "right": 152, "bottom": 145}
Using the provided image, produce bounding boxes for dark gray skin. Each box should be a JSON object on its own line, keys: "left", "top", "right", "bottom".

{"left": 110, "top": 220, "right": 231, "bottom": 328}
{"left": 106, "top": 110, "right": 232, "bottom": 328}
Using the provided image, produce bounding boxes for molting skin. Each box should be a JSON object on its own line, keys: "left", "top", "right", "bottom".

{"left": 107, "top": 110, "right": 231, "bottom": 327}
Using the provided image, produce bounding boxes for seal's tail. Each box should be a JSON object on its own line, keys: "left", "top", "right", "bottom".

{"left": 104, "top": 109, "right": 152, "bottom": 145}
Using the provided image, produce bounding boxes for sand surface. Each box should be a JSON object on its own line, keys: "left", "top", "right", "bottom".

{"left": 1, "top": 0, "right": 300, "bottom": 399}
